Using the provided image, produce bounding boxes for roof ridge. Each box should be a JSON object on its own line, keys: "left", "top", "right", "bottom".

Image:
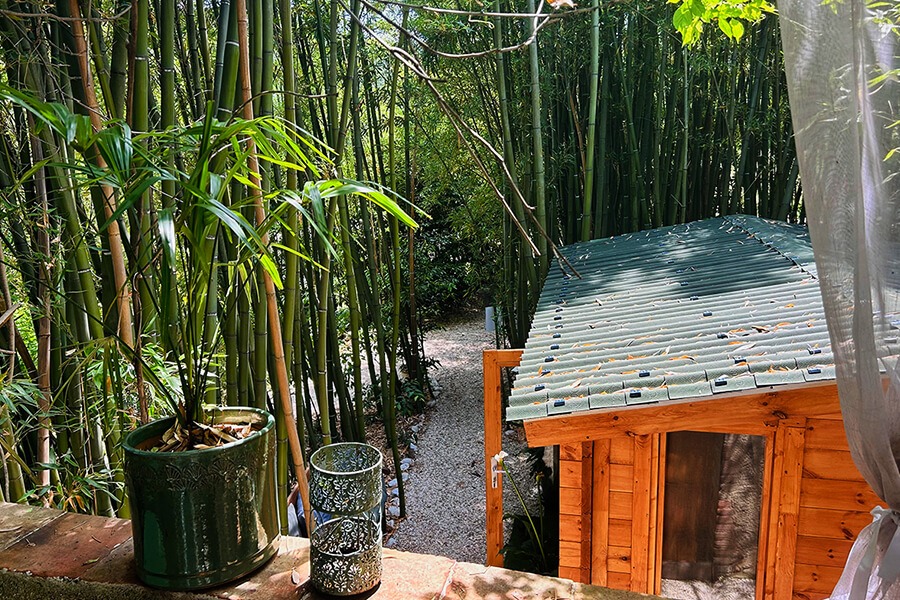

{"left": 722, "top": 215, "right": 818, "bottom": 280}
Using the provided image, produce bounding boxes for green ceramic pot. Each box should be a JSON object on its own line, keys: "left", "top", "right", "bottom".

{"left": 123, "top": 407, "right": 278, "bottom": 590}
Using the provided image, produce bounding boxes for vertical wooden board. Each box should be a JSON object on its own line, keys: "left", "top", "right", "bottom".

{"left": 650, "top": 433, "right": 663, "bottom": 596}
{"left": 578, "top": 442, "right": 594, "bottom": 583}
{"left": 772, "top": 426, "right": 807, "bottom": 600}
{"left": 764, "top": 430, "right": 785, "bottom": 600}
{"left": 483, "top": 350, "right": 504, "bottom": 568}
{"left": 591, "top": 439, "right": 611, "bottom": 587}
{"left": 631, "top": 434, "right": 653, "bottom": 594}
{"left": 757, "top": 433, "right": 776, "bottom": 600}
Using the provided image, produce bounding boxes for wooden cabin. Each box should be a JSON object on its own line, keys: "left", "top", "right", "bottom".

{"left": 504, "top": 217, "right": 891, "bottom": 600}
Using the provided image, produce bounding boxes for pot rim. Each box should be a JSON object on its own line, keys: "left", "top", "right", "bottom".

{"left": 310, "top": 442, "right": 383, "bottom": 477}
{"left": 123, "top": 406, "right": 275, "bottom": 458}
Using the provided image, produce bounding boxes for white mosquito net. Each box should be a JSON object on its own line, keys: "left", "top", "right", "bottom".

{"left": 779, "top": 0, "right": 900, "bottom": 597}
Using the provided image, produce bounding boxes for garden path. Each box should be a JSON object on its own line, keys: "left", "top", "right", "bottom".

{"left": 387, "top": 310, "right": 495, "bottom": 563}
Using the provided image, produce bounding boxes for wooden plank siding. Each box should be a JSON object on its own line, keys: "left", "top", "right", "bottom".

{"left": 585, "top": 436, "right": 637, "bottom": 589}
{"left": 790, "top": 412, "right": 878, "bottom": 600}
{"left": 535, "top": 383, "right": 879, "bottom": 600}
{"left": 558, "top": 442, "right": 593, "bottom": 583}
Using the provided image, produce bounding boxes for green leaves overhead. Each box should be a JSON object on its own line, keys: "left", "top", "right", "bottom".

{"left": 669, "top": 0, "right": 775, "bottom": 45}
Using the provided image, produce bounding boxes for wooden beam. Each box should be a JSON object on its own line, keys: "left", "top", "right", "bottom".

{"left": 770, "top": 424, "right": 807, "bottom": 600}
{"left": 756, "top": 432, "right": 776, "bottom": 600}
{"left": 650, "top": 433, "right": 664, "bottom": 596}
{"left": 590, "top": 439, "right": 611, "bottom": 587}
{"left": 523, "top": 382, "right": 840, "bottom": 447}
{"left": 483, "top": 348, "right": 523, "bottom": 568}
{"left": 631, "top": 434, "right": 653, "bottom": 594}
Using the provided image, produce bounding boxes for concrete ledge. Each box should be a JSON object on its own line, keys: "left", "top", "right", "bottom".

{"left": 0, "top": 502, "right": 660, "bottom": 599}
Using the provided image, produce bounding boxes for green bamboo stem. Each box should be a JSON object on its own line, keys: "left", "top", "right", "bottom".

{"left": 338, "top": 197, "right": 365, "bottom": 440}
{"left": 581, "top": 0, "right": 600, "bottom": 241}
{"left": 326, "top": 293, "right": 353, "bottom": 441}
{"left": 526, "top": 0, "right": 547, "bottom": 271}
{"left": 314, "top": 200, "right": 337, "bottom": 446}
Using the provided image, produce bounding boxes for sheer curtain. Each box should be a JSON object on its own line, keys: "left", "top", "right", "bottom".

{"left": 779, "top": 0, "right": 900, "bottom": 597}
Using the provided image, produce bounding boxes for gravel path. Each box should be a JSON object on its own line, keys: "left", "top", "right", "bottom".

{"left": 388, "top": 311, "right": 495, "bottom": 563}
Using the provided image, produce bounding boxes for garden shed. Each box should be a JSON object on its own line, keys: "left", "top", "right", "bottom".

{"left": 504, "top": 216, "right": 896, "bottom": 600}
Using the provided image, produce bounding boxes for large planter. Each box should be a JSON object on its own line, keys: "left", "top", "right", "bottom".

{"left": 123, "top": 407, "right": 278, "bottom": 590}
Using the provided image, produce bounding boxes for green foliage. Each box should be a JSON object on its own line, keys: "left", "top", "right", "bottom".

{"left": 28, "top": 452, "right": 119, "bottom": 514}
{"left": 396, "top": 379, "right": 426, "bottom": 418}
{"left": 669, "top": 0, "right": 775, "bottom": 45}
{"left": 496, "top": 450, "right": 556, "bottom": 575}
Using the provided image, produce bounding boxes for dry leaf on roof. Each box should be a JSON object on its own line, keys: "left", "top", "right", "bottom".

{"left": 669, "top": 355, "right": 697, "bottom": 362}
{"left": 751, "top": 325, "right": 770, "bottom": 333}
{"left": 784, "top": 303, "right": 795, "bottom": 308}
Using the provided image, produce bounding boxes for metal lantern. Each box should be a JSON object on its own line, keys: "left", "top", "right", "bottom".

{"left": 308, "top": 442, "right": 383, "bottom": 596}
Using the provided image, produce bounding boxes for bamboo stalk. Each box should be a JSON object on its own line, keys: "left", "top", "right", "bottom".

{"left": 580, "top": 0, "right": 600, "bottom": 241}
{"left": 235, "top": 0, "right": 313, "bottom": 531}
{"left": 66, "top": 0, "right": 134, "bottom": 351}
{"left": 526, "top": 0, "right": 547, "bottom": 270}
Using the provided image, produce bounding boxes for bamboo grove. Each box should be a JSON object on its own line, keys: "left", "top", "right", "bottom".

{"left": 0, "top": 0, "right": 430, "bottom": 523}
{"left": 0, "top": 0, "right": 799, "bottom": 523}
{"left": 454, "top": 2, "right": 799, "bottom": 347}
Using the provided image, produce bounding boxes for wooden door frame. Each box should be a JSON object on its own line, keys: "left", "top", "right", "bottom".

{"left": 483, "top": 348, "right": 523, "bottom": 568}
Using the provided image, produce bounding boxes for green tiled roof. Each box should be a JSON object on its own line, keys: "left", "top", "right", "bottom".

{"left": 507, "top": 216, "right": 853, "bottom": 421}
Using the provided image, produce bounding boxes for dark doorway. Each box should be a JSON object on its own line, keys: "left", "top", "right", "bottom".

{"left": 661, "top": 432, "right": 765, "bottom": 600}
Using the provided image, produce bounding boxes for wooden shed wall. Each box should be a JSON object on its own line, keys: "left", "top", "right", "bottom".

{"left": 791, "top": 416, "right": 879, "bottom": 600}
{"left": 552, "top": 384, "right": 879, "bottom": 600}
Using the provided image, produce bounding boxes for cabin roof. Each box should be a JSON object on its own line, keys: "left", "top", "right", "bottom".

{"left": 507, "top": 215, "right": 838, "bottom": 422}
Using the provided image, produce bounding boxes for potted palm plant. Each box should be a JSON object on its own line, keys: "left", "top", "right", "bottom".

{"left": 3, "top": 86, "right": 414, "bottom": 590}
